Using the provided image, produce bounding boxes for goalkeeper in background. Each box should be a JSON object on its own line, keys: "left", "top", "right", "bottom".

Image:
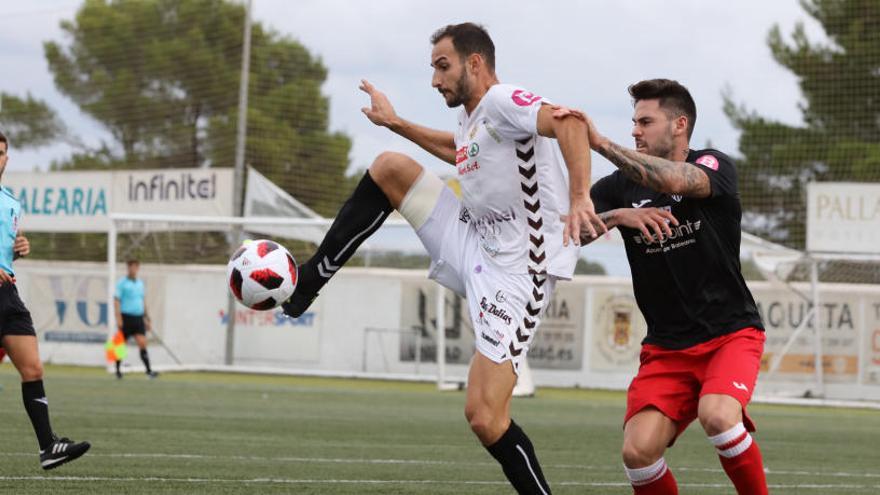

{"left": 0, "top": 130, "right": 91, "bottom": 469}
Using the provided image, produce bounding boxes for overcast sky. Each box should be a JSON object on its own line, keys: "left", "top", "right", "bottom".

{"left": 1, "top": 0, "right": 825, "bottom": 179}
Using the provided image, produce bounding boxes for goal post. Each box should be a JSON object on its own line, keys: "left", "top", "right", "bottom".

{"left": 749, "top": 183, "right": 880, "bottom": 400}
{"left": 105, "top": 212, "right": 472, "bottom": 388}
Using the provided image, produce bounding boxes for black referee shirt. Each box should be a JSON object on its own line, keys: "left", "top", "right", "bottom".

{"left": 591, "top": 148, "right": 764, "bottom": 349}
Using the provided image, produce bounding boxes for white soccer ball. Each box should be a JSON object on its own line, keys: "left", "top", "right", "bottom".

{"left": 227, "top": 239, "right": 298, "bottom": 310}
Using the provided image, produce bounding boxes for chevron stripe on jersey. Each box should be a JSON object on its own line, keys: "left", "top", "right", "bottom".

{"left": 508, "top": 137, "right": 549, "bottom": 366}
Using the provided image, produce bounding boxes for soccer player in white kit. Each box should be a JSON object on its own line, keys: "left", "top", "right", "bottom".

{"left": 282, "top": 23, "right": 603, "bottom": 493}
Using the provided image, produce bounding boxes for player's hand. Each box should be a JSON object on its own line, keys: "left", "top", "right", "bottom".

{"left": 614, "top": 207, "right": 679, "bottom": 243}
{"left": 563, "top": 195, "right": 607, "bottom": 247}
{"left": 359, "top": 79, "right": 399, "bottom": 128}
{"left": 551, "top": 105, "right": 587, "bottom": 122}
{"left": 0, "top": 269, "right": 15, "bottom": 286}
{"left": 14, "top": 234, "right": 30, "bottom": 258}
{"left": 551, "top": 106, "right": 606, "bottom": 152}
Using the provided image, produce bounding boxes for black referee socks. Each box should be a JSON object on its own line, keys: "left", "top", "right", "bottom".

{"left": 140, "top": 349, "right": 153, "bottom": 374}
{"left": 486, "top": 420, "right": 552, "bottom": 494}
{"left": 22, "top": 380, "right": 55, "bottom": 450}
{"left": 299, "top": 171, "right": 392, "bottom": 294}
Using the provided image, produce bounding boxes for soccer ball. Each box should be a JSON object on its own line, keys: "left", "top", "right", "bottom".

{"left": 227, "top": 239, "right": 297, "bottom": 310}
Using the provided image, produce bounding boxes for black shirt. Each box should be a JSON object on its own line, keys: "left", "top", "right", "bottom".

{"left": 591, "top": 148, "right": 764, "bottom": 349}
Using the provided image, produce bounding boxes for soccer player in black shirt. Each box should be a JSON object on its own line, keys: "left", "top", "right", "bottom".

{"left": 560, "top": 79, "right": 768, "bottom": 494}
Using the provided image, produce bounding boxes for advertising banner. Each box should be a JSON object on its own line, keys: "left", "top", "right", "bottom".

{"left": 3, "top": 168, "right": 233, "bottom": 232}
{"left": 754, "top": 285, "right": 862, "bottom": 381}
{"left": 113, "top": 168, "right": 233, "bottom": 217}
{"left": 589, "top": 289, "right": 648, "bottom": 372}
{"left": 807, "top": 182, "right": 880, "bottom": 254}
{"left": 528, "top": 281, "right": 585, "bottom": 370}
{"left": 4, "top": 171, "right": 111, "bottom": 232}
{"left": 399, "top": 281, "right": 474, "bottom": 365}
{"left": 23, "top": 264, "right": 164, "bottom": 365}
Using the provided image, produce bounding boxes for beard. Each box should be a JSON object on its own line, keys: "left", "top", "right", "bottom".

{"left": 648, "top": 140, "right": 674, "bottom": 159}
{"left": 443, "top": 71, "right": 471, "bottom": 108}
{"left": 643, "top": 126, "right": 676, "bottom": 159}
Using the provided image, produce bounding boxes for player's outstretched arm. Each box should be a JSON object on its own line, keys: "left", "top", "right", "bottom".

{"left": 552, "top": 108, "right": 711, "bottom": 198}
{"left": 537, "top": 104, "right": 606, "bottom": 246}
{"left": 359, "top": 80, "right": 456, "bottom": 165}
{"left": 578, "top": 207, "right": 678, "bottom": 246}
{"left": 589, "top": 120, "right": 709, "bottom": 198}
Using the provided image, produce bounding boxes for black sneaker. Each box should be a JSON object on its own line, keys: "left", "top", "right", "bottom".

{"left": 146, "top": 371, "right": 159, "bottom": 379}
{"left": 281, "top": 289, "right": 319, "bottom": 318}
{"left": 40, "top": 436, "right": 91, "bottom": 470}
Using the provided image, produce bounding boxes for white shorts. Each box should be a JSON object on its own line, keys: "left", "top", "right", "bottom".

{"left": 401, "top": 172, "right": 556, "bottom": 373}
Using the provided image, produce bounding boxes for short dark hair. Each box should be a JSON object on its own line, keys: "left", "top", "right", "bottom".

{"left": 0, "top": 130, "right": 8, "bottom": 150}
{"left": 126, "top": 259, "right": 140, "bottom": 267}
{"left": 430, "top": 23, "right": 495, "bottom": 71}
{"left": 628, "top": 79, "right": 697, "bottom": 139}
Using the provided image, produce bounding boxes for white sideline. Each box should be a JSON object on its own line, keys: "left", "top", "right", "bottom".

{"left": 127, "top": 366, "right": 880, "bottom": 410}
{"left": 2, "top": 451, "right": 880, "bottom": 480}
{"left": 1, "top": 476, "right": 879, "bottom": 490}
{"left": 751, "top": 395, "right": 880, "bottom": 411}
{"left": 127, "top": 364, "right": 468, "bottom": 385}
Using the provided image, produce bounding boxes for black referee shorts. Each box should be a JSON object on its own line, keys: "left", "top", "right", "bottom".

{"left": 0, "top": 282, "right": 36, "bottom": 340}
{"left": 121, "top": 314, "right": 146, "bottom": 339}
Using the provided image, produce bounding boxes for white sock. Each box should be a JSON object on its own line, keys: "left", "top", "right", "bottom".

{"left": 624, "top": 457, "right": 668, "bottom": 486}
{"left": 708, "top": 422, "right": 753, "bottom": 458}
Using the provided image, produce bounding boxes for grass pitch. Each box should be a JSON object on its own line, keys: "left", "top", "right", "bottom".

{"left": 1, "top": 365, "right": 879, "bottom": 494}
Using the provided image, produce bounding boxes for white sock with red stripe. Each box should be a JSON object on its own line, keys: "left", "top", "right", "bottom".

{"left": 624, "top": 458, "right": 678, "bottom": 494}
{"left": 708, "top": 423, "right": 768, "bottom": 495}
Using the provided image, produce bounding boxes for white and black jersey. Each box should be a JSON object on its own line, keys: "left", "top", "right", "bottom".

{"left": 454, "top": 84, "right": 578, "bottom": 279}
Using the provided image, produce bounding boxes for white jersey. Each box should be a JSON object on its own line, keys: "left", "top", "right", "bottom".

{"left": 454, "top": 83, "right": 577, "bottom": 279}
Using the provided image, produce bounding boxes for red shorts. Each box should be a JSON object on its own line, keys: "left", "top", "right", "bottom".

{"left": 624, "top": 327, "right": 765, "bottom": 443}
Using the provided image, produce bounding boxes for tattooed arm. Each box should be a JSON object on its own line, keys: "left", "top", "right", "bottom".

{"left": 578, "top": 207, "right": 678, "bottom": 247}
{"left": 578, "top": 210, "right": 619, "bottom": 247}
{"left": 551, "top": 107, "right": 712, "bottom": 198}
{"left": 596, "top": 141, "right": 710, "bottom": 198}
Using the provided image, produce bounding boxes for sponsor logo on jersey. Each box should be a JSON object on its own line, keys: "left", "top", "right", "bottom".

{"left": 511, "top": 89, "right": 542, "bottom": 107}
{"left": 695, "top": 154, "right": 720, "bottom": 171}
{"left": 455, "top": 146, "right": 468, "bottom": 164}
{"left": 495, "top": 290, "right": 507, "bottom": 303}
{"left": 632, "top": 218, "right": 702, "bottom": 252}
{"left": 732, "top": 381, "right": 749, "bottom": 392}
{"left": 480, "top": 331, "right": 501, "bottom": 347}
{"left": 480, "top": 297, "right": 513, "bottom": 325}
{"left": 457, "top": 161, "right": 480, "bottom": 176}
{"left": 475, "top": 208, "right": 517, "bottom": 228}
{"left": 459, "top": 206, "right": 472, "bottom": 223}
{"left": 468, "top": 142, "right": 480, "bottom": 157}
{"left": 483, "top": 120, "right": 503, "bottom": 143}
{"left": 632, "top": 199, "right": 652, "bottom": 208}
